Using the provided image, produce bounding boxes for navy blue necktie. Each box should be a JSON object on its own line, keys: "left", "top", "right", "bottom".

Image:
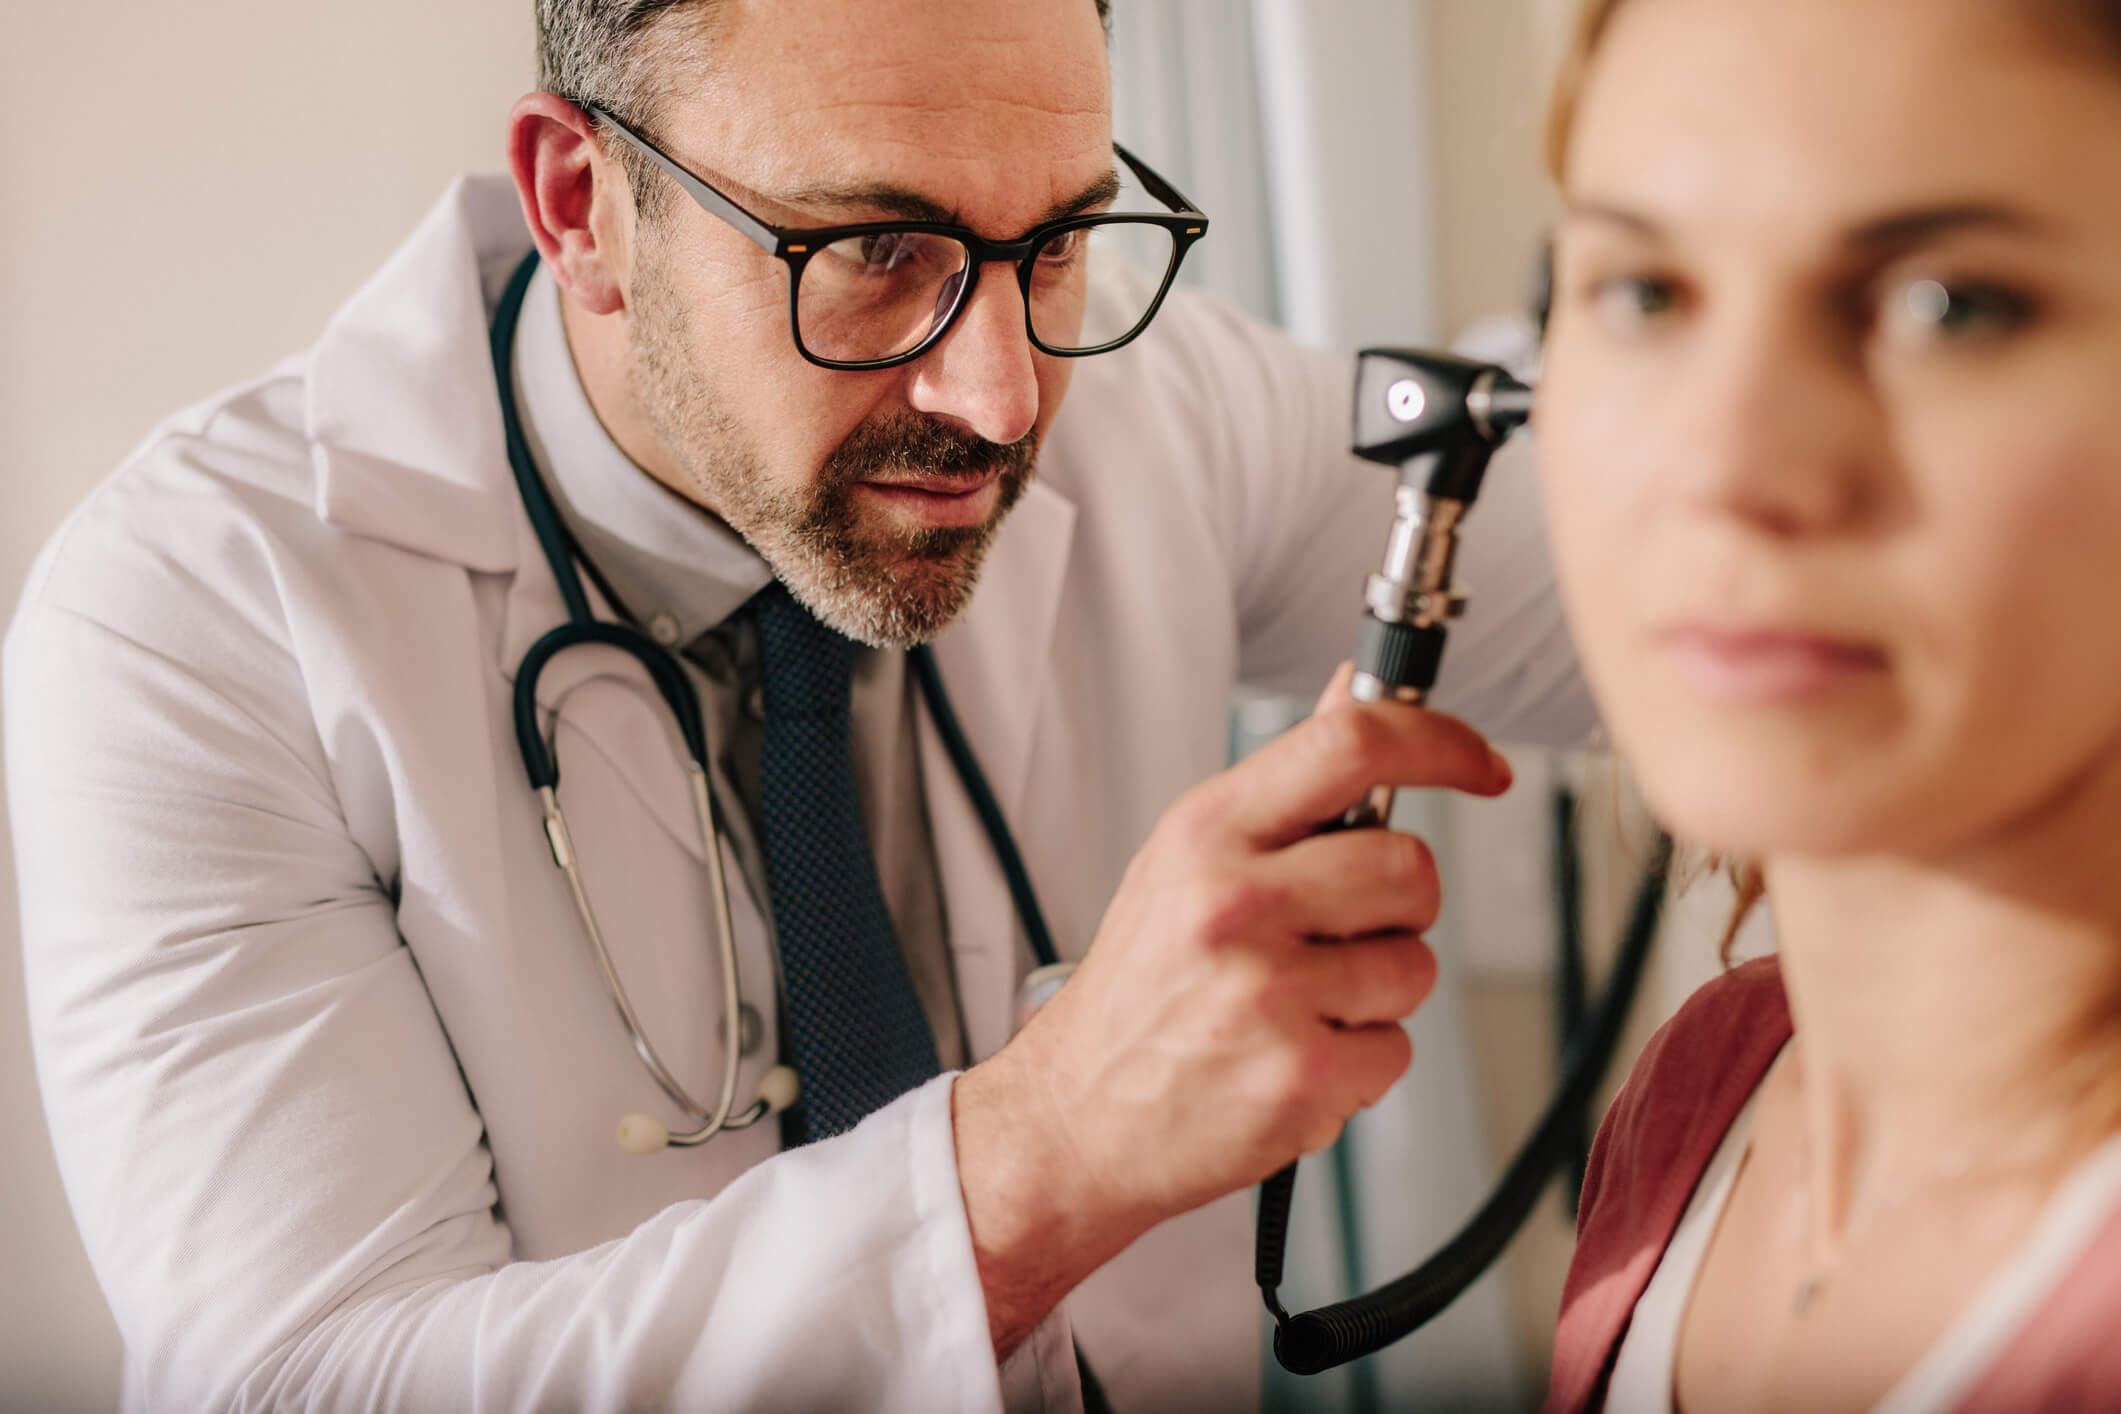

{"left": 751, "top": 582, "right": 941, "bottom": 1143}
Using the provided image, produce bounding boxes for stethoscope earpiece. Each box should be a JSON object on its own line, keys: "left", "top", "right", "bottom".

{"left": 616, "top": 1112, "right": 672, "bottom": 1156}
{"left": 614, "top": 1065, "right": 803, "bottom": 1154}
{"left": 755, "top": 1063, "right": 802, "bottom": 1117}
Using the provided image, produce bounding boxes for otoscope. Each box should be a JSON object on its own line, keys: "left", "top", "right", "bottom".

{"left": 1255, "top": 349, "right": 1675, "bottom": 1375}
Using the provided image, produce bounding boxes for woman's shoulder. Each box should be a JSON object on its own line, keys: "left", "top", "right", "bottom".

{"left": 1543, "top": 956, "right": 1794, "bottom": 1414}
{"left": 1591, "top": 955, "right": 1792, "bottom": 1199}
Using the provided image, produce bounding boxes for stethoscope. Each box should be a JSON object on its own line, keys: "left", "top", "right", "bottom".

{"left": 491, "top": 249, "right": 1668, "bottom": 1378}
{"left": 489, "top": 250, "right": 1066, "bottom": 1154}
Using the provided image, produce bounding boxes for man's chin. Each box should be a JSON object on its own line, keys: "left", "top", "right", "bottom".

{"left": 787, "top": 545, "right": 991, "bottom": 650}
{"left": 772, "top": 461, "right": 1030, "bottom": 649}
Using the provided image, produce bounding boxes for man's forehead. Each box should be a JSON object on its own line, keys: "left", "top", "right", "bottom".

{"left": 708, "top": 0, "right": 1109, "bottom": 124}
{"left": 669, "top": 0, "right": 1114, "bottom": 229}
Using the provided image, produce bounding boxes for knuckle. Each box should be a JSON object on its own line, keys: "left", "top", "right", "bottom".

{"left": 1401, "top": 939, "right": 1439, "bottom": 1001}
{"left": 1382, "top": 831, "right": 1437, "bottom": 891}
{"left": 1160, "top": 788, "right": 1221, "bottom": 851}
{"left": 1178, "top": 874, "right": 1266, "bottom": 953}
{"left": 1317, "top": 706, "right": 1389, "bottom": 769}
{"left": 1382, "top": 1028, "right": 1416, "bottom": 1092}
{"left": 1302, "top": 1112, "right": 1349, "bottom": 1156}
{"left": 1372, "top": 947, "right": 1429, "bottom": 1017}
{"left": 1343, "top": 1027, "right": 1410, "bottom": 1102}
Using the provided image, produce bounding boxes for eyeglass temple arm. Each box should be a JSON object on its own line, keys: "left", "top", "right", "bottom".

{"left": 585, "top": 105, "right": 783, "bottom": 256}
{"left": 1114, "top": 142, "right": 1206, "bottom": 221}
{"left": 589, "top": 106, "right": 1200, "bottom": 248}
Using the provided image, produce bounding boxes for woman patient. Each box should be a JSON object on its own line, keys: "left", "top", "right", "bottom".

{"left": 1533, "top": 0, "right": 2121, "bottom": 1408}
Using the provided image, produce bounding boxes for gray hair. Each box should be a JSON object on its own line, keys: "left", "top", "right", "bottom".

{"left": 537, "top": 0, "right": 1113, "bottom": 220}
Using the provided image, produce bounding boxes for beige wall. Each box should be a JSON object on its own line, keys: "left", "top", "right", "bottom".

{"left": 1425, "top": 0, "right": 1562, "bottom": 342}
{"left": 0, "top": 5, "right": 533, "bottom": 1408}
{"left": 0, "top": 4, "right": 1611, "bottom": 1409}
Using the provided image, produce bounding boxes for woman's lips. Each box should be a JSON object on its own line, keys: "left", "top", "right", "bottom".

{"left": 1659, "top": 625, "right": 1889, "bottom": 706}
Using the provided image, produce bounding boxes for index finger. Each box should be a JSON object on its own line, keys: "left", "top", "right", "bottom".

{"left": 1207, "top": 698, "right": 1512, "bottom": 850}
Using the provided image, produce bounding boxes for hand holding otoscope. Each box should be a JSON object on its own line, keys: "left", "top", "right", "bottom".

{"left": 1256, "top": 350, "right": 1673, "bottom": 1375}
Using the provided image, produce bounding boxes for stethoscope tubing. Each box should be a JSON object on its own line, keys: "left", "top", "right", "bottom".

{"left": 491, "top": 249, "right": 1058, "bottom": 1152}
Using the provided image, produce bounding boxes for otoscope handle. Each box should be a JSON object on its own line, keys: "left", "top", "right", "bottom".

{"left": 1260, "top": 345, "right": 1552, "bottom": 1368}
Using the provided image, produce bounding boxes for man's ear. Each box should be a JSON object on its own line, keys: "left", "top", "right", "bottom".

{"left": 505, "top": 92, "right": 631, "bottom": 316}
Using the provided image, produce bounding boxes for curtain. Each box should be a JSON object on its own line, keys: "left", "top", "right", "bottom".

{"left": 1114, "top": 5, "right": 1531, "bottom": 1410}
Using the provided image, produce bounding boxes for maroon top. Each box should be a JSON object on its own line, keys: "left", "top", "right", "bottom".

{"left": 1543, "top": 955, "right": 2121, "bottom": 1414}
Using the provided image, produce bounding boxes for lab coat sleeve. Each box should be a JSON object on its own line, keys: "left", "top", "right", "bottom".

{"left": 1166, "top": 288, "right": 1598, "bottom": 747}
{"left": 5, "top": 580, "right": 1013, "bottom": 1413}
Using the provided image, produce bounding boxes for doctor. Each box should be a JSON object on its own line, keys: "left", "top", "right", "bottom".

{"left": 5, "top": 0, "right": 1590, "bottom": 1410}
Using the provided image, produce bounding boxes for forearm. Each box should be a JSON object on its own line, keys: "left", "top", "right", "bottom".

{"left": 952, "top": 1039, "right": 1151, "bottom": 1357}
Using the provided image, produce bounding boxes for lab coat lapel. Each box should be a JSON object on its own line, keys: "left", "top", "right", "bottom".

{"left": 308, "top": 175, "right": 528, "bottom": 574}
{"left": 305, "top": 174, "right": 710, "bottom": 865}
{"left": 920, "top": 478, "right": 1076, "bottom": 1063}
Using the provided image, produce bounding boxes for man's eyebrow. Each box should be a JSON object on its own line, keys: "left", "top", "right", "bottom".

{"left": 1037, "top": 169, "right": 1123, "bottom": 225}
{"left": 778, "top": 168, "right": 1124, "bottom": 230}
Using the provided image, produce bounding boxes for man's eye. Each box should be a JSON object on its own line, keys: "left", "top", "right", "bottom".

{"left": 1887, "top": 278, "right": 2033, "bottom": 346}
{"left": 1036, "top": 229, "right": 1086, "bottom": 265}
{"left": 856, "top": 233, "right": 916, "bottom": 270}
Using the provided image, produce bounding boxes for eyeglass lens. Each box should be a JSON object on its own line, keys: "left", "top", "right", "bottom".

{"left": 793, "top": 220, "right": 1180, "bottom": 364}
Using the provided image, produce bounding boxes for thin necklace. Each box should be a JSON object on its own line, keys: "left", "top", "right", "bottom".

{"left": 1789, "top": 1105, "right": 2121, "bottom": 1316}
{"left": 1790, "top": 1152, "right": 1975, "bottom": 1316}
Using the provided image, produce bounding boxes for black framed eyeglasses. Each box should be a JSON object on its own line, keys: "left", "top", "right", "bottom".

{"left": 588, "top": 106, "right": 1210, "bottom": 371}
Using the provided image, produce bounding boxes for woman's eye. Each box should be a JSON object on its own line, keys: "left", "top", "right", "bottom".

{"left": 1587, "top": 273, "right": 1682, "bottom": 333}
{"left": 1886, "top": 278, "right": 2033, "bottom": 346}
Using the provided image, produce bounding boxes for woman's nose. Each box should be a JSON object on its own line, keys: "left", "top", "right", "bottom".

{"left": 1666, "top": 302, "right": 1889, "bottom": 537}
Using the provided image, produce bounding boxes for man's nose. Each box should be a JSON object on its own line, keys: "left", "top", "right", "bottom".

{"left": 1666, "top": 302, "right": 1889, "bottom": 537}
{"left": 903, "top": 261, "right": 1040, "bottom": 447}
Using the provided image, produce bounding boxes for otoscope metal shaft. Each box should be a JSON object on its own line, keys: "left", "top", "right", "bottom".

{"left": 1341, "top": 487, "right": 1468, "bottom": 830}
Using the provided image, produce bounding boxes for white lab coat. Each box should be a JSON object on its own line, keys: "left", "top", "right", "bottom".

{"left": 4, "top": 176, "right": 1592, "bottom": 1413}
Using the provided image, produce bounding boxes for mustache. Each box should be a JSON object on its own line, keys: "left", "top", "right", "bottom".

{"left": 822, "top": 415, "right": 1039, "bottom": 488}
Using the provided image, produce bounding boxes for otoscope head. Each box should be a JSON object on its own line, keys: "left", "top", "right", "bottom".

{"left": 1353, "top": 349, "right": 1532, "bottom": 503}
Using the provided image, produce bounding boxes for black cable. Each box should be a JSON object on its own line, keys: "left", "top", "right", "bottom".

{"left": 1552, "top": 783, "right": 1591, "bottom": 1217}
{"left": 1257, "top": 832, "right": 1673, "bottom": 1375}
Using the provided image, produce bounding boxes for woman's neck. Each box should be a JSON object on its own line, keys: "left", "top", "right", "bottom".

{"left": 1765, "top": 753, "right": 2121, "bottom": 1230}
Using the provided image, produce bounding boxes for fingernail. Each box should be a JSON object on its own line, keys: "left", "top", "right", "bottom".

{"left": 1487, "top": 747, "right": 1514, "bottom": 788}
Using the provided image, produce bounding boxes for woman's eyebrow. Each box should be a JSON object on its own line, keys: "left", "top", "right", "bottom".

{"left": 1843, "top": 202, "right": 2057, "bottom": 252}
{"left": 1558, "top": 198, "right": 2058, "bottom": 250}
{"left": 1557, "top": 199, "right": 1664, "bottom": 237}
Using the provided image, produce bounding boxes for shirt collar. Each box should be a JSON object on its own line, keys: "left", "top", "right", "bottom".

{"left": 509, "top": 260, "right": 773, "bottom": 643}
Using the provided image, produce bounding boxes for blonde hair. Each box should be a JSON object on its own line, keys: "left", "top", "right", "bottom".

{"left": 1543, "top": 0, "right": 1629, "bottom": 181}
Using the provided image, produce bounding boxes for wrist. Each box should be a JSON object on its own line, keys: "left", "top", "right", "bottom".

{"left": 951, "top": 1040, "right": 1148, "bottom": 1357}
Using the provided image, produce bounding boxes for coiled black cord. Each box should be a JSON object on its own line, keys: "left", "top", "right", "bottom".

{"left": 1257, "top": 831, "right": 1674, "bottom": 1375}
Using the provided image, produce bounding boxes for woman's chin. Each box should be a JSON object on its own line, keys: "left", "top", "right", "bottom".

{"left": 1625, "top": 737, "right": 1924, "bottom": 861}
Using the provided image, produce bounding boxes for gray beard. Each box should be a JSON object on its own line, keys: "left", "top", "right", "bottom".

{"left": 626, "top": 234, "right": 1037, "bottom": 649}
